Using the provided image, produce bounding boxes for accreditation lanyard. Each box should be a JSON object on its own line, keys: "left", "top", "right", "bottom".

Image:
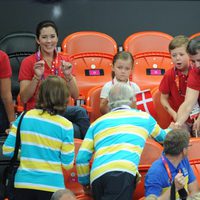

{"left": 161, "top": 155, "right": 173, "bottom": 184}
{"left": 36, "top": 49, "right": 62, "bottom": 76}
{"left": 174, "top": 68, "right": 189, "bottom": 97}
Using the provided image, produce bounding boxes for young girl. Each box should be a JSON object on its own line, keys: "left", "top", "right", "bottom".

{"left": 100, "top": 51, "right": 140, "bottom": 114}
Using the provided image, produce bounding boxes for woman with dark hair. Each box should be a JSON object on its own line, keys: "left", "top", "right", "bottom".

{"left": 3, "top": 75, "right": 75, "bottom": 200}
{"left": 18, "top": 20, "right": 90, "bottom": 139}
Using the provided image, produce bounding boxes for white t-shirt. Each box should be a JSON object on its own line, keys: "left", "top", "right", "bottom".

{"left": 100, "top": 77, "right": 141, "bottom": 99}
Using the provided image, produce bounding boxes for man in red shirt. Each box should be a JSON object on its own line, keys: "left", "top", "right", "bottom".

{"left": 0, "top": 50, "right": 15, "bottom": 133}
{"left": 175, "top": 38, "right": 200, "bottom": 132}
{"left": 159, "top": 35, "right": 192, "bottom": 129}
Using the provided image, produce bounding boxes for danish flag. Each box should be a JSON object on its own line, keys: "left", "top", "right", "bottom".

{"left": 190, "top": 102, "right": 200, "bottom": 120}
{"left": 136, "top": 89, "right": 156, "bottom": 118}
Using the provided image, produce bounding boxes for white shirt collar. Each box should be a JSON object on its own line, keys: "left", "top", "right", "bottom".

{"left": 111, "top": 105, "right": 132, "bottom": 112}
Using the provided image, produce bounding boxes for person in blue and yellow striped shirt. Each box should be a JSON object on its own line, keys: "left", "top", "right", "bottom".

{"left": 3, "top": 76, "right": 74, "bottom": 200}
{"left": 76, "top": 82, "right": 170, "bottom": 200}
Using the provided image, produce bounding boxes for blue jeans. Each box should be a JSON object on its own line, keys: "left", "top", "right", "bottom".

{"left": 63, "top": 106, "right": 90, "bottom": 139}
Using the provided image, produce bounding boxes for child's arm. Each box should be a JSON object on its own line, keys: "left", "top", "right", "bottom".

{"left": 160, "top": 93, "right": 177, "bottom": 121}
{"left": 100, "top": 98, "right": 109, "bottom": 114}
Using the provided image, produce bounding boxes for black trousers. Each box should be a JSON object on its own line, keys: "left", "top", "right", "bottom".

{"left": 14, "top": 188, "right": 53, "bottom": 200}
{"left": 92, "top": 171, "right": 136, "bottom": 200}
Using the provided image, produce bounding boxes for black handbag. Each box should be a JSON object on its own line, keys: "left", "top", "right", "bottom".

{"left": 0, "top": 111, "right": 27, "bottom": 200}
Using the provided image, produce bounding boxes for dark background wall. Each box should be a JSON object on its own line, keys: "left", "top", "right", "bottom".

{"left": 0, "top": 0, "right": 199, "bottom": 47}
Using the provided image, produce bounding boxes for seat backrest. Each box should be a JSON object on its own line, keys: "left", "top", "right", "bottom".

{"left": 62, "top": 31, "right": 117, "bottom": 55}
{"left": 124, "top": 31, "right": 173, "bottom": 55}
{"left": 133, "top": 165, "right": 151, "bottom": 200}
{"left": 152, "top": 88, "right": 172, "bottom": 129}
{"left": 139, "top": 138, "right": 163, "bottom": 165}
{"left": 63, "top": 138, "right": 84, "bottom": 195}
{"left": 61, "top": 31, "right": 117, "bottom": 99}
{"left": 189, "top": 32, "right": 200, "bottom": 40}
{"left": 123, "top": 31, "right": 173, "bottom": 91}
{"left": 0, "top": 32, "right": 36, "bottom": 100}
{"left": 190, "top": 159, "right": 200, "bottom": 187}
{"left": 188, "top": 138, "right": 200, "bottom": 161}
{"left": 84, "top": 85, "right": 103, "bottom": 123}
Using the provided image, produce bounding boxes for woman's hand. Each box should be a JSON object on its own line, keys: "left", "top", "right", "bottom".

{"left": 61, "top": 60, "right": 73, "bottom": 78}
{"left": 34, "top": 60, "right": 45, "bottom": 79}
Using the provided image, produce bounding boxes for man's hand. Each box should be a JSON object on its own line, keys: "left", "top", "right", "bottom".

{"left": 174, "top": 172, "right": 186, "bottom": 191}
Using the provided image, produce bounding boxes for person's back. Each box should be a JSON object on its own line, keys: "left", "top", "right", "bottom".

{"left": 77, "top": 83, "right": 170, "bottom": 200}
{"left": 3, "top": 76, "right": 75, "bottom": 200}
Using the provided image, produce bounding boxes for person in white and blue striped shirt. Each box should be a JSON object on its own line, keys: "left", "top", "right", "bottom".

{"left": 76, "top": 82, "right": 171, "bottom": 200}
{"left": 3, "top": 76, "right": 74, "bottom": 200}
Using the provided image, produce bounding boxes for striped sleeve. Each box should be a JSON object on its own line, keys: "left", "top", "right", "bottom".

{"left": 148, "top": 115, "right": 171, "bottom": 142}
{"left": 61, "top": 126, "right": 75, "bottom": 170}
{"left": 3, "top": 114, "right": 22, "bottom": 157}
{"left": 76, "top": 126, "right": 94, "bottom": 185}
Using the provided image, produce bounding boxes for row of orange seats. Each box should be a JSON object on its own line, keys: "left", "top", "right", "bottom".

{"left": 60, "top": 31, "right": 200, "bottom": 100}
{"left": 1, "top": 31, "right": 199, "bottom": 121}
{"left": 63, "top": 137, "right": 200, "bottom": 200}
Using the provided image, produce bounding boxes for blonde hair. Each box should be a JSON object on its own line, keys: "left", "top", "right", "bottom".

{"left": 169, "top": 35, "right": 189, "bottom": 52}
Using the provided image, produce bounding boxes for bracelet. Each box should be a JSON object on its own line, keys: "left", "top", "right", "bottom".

{"left": 32, "top": 75, "right": 40, "bottom": 82}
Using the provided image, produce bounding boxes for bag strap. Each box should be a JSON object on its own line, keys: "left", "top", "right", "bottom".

{"left": 170, "top": 181, "right": 176, "bottom": 200}
{"left": 9, "top": 111, "right": 27, "bottom": 167}
{"left": 171, "top": 181, "right": 188, "bottom": 200}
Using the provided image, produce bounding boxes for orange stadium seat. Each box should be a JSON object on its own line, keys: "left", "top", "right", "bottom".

{"left": 188, "top": 138, "right": 200, "bottom": 161}
{"left": 139, "top": 138, "right": 163, "bottom": 165}
{"left": 135, "top": 139, "right": 163, "bottom": 199}
{"left": 76, "top": 194, "right": 93, "bottom": 200}
{"left": 84, "top": 87, "right": 157, "bottom": 123}
{"left": 61, "top": 31, "right": 117, "bottom": 101}
{"left": 83, "top": 85, "right": 103, "bottom": 123}
{"left": 151, "top": 87, "right": 172, "bottom": 129}
{"left": 133, "top": 165, "right": 151, "bottom": 200}
{"left": 63, "top": 138, "right": 84, "bottom": 195}
{"left": 123, "top": 31, "right": 173, "bottom": 91}
{"left": 190, "top": 159, "right": 200, "bottom": 187}
{"left": 189, "top": 32, "right": 200, "bottom": 40}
